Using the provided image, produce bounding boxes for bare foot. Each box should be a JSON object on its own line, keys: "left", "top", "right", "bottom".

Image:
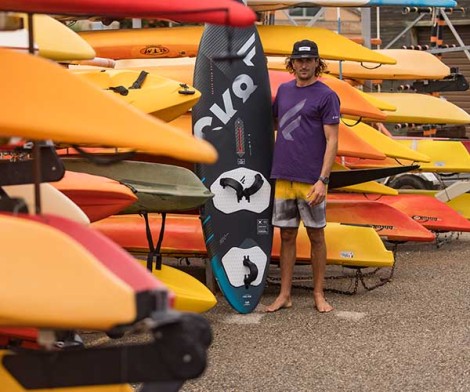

{"left": 313, "top": 292, "right": 333, "bottom": 313}
{"left": 265, "top": 295, "right": 292, "bottom": 313}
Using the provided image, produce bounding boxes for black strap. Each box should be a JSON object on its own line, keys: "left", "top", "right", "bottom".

{"left": 243, "top": 174, "right": 264, "bottom": 202}
{"left": 72, "top": 145, "right": 136, "bottom": 165}
{"left": 129, "top": 71, "right": 149, "bottom": 90}
{"left": 243, "top": 256, "right": 258, "bottom": 289}
{"left": 220, "top": 177, "right": 244, "bottom": 202}
{"left": 141, "top": 211, "right": 165, "bottom": 271}
{"left": 108, "top": 85, "right": 128, "bottom": 96}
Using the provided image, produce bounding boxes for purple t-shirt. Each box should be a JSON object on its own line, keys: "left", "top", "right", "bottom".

{"left": 271, "top": 79, "right": 340, "bottom": 184}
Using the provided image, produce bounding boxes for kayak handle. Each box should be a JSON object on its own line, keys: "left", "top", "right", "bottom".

{"left": 243, "top": 256, "right": 258, "bottom": 289}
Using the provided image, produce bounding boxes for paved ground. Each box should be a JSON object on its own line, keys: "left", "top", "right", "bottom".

{"left": 180, "top": 233, "right": 470, "bottom": 392}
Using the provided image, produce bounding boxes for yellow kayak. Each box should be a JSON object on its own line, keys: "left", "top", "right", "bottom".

{"left": 325, "top": 49, "right": 450, "bottom": 80}
{"left": 0, "top": 13, "right": 95, "bottom": 61}
{"left": 0, "top": 214, "right": 136, "bottom": 330}
{"left": 396, "top": 139, "right": 470, "bottom": 173}
{"left": 72, "top": 68, "right": 201, "bottom": 122}
{"left": 136, "top": 260, "right": 216, "bottom": 313}
{"left": 342, "top": 120, "right": 431, "bottom": 162}
{"left": 0, "top": 48, "right": 216, "bottom": 163}
{"left": 369, "top": 93, "right": 470, "bottom": 124}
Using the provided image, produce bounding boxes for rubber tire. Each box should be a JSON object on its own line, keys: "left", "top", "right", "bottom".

{"left": 388, "top": 175, "right": 430, "bottom": 190}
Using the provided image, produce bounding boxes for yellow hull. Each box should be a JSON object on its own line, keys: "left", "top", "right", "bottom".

{"left": 396, "top": 139, "right": 470, "bottom": 173}
{"left": 136, "top": 260, "right": 216, "bottom": 313}
{"left": 72, "top": 68, "right": 201, "bottom": 122}
{"left": 0, "top": 48, "right": 216, "bottom": 163}
{"left": 325, "top": 49, "right": 450, "bottom": 80}
{"left": 0, "top": 13, "right": 95, "bottom": 60}
{"left": 369, "top": 93, "right": 470, "bottom": 124}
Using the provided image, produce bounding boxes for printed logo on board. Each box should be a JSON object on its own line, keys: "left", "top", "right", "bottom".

{"left": 140, "top": 46, "right": 170, "bottom": 57}
{"left": 194, "top": 33, "right": 258, "bottom": 136}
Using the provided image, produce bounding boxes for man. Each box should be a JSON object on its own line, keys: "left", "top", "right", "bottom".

{"left": 266, "top": 40, "right": 340, "bottom": 313}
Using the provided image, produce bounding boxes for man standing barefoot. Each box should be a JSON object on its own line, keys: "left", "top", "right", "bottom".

{"left": 266, "top": 40, "right": 339, "bottom": 313}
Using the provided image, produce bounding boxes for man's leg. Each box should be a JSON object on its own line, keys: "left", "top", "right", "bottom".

{"left": 306, "top": 227, "right": 333, "bottom": 313}
{"left": 265, "top": 227, "right": 298, "bottom": 312}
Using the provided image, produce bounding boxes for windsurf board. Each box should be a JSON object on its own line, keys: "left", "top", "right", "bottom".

{"left": 192, "top": 13, "right": 274, "bottom": 314}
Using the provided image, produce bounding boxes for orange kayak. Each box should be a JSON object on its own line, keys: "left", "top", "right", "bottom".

{"left": 169, "top": 112, "right": 386, "bottom": 160}
{"left": 326, "top": 200, "right": 435, "bottom": 242}
{"left": 92, "top": 214, "right": 394, "bottom": 268}
{"left": 52, "top": 171, "right": 137, "bottom": 222}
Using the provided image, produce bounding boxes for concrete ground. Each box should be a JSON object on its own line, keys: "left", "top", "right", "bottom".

{"left": 180, "top": 233, "right": 470, "bottom": 392}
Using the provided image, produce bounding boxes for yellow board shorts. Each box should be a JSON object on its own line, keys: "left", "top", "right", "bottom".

{"left": 272, "top": 179, "right": 326, "bottom": 229}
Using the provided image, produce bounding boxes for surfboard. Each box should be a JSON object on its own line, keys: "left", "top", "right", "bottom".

{"left": 71, "top": 69, "right": 201, "bottom": 122}
{"left": 62, "top": 159, "right": 214, "bottom": 213}
{"left": 269, "top": 70, "right": 387, "bottom": 121}
{"left": 78, "top": 25, "right": 396, "bottom": 64}
{"left": 368, "top": 93, "right": 470, "bottom": 124}
{"left": 0, "top": 13, "right": 96, "bottom": 61}
{"left": 247, "top": 0, "right": 457, "bottom": 11}
{"left": 135, "top": 260, "right": 216, "bottom": 313}
{"left": 52, "top": 171, "right": 138, "bottom": 222}
{"left": 92, "top": 214, "right": 394, "bottom": 268}
{"left": 192, "top": 12, "right": 274, "bottom": 314}
{"left": 326, "top": 199, "right": 435, "bottom": 242}
{"left": 0, "top": 0, "right": 257, "bottom": 27}
{"left": 325, "top": 49, "right": 451, "bottom": 81}
{"left": 328, "top": 193, "right": 470, "bottom": 232}
{"left": 2, "top": 183, "right": 90, "bottom": 225}
{"left": 0, "top": 214, "right": 137, "bottom": 330}
{"left": 0, "top": 48, "right": 217, "bottom": 163}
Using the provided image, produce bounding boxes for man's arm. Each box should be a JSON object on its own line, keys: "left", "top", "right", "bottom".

{"left": 306, "top": 123, "right": 339, "bottom": 205}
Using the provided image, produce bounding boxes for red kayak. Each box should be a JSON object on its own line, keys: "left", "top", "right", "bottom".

{"left": 328, "top": 193, "right": 470, "bottom": 233}
{"left": 52, "top": 171, "right": 137, "bottom": 222}
{"left": 0, "top": 0, "right": 256, "bottom": 27}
